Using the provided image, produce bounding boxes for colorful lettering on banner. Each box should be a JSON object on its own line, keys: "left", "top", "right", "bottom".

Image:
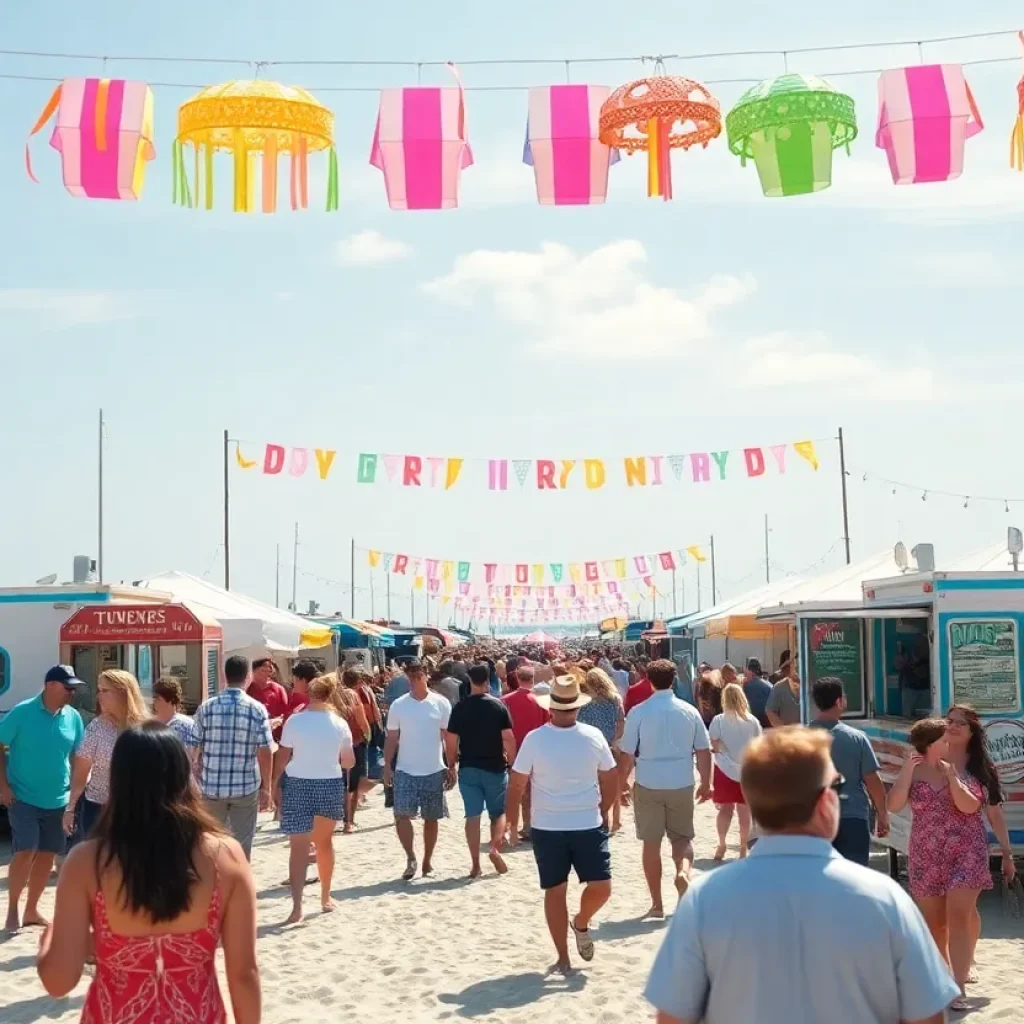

{"left": 393, "top": 554, "right": 409, "bottom": 574}
{"left": 607, "top": 581, "right": 619, "bottom": 594}
{"left": 235, "top": 444, "right": 258, "bottom": 470}
{"left": 314, "top": 449, "right": 337, "bottom": 480}
{"left": 427, "top": 456, "right": 445, "bottom": 488}
{"left": 744, "top": 447, "right": 765, "bottom": 477}
{"left": 536, "top": 460, "right": 557, "bottom": 489}
{"left": 550, "top": 563, "right": 564, "bottom": 583}
{"left": 382, "top": 454, "right": 402, "bottom": 481}
{"left": 769, "top": 444, "right": 787, "bottom": 473}
{"left": 690, "top": 452, "right": 710, "bottom": 483}
{"left": 263, "top": 444, "right": 285, "bottom": 475}
{"left": 459, "top": 582, "right": 470, "bottom": 595}
{"left": 425, "top": 558, "right": 439, "bottom": 579}
{"left": 403, "top": 456, "right": 422, "bottom": 486}
{"left": 457, "top": 561, "right": 471, "bottom": 582}
{"left": 584, "top": 459, "right": 606, "bottom": 489}
{"left": 383, "top": 553, "right": 394, "bottom": 572}
{"left": 488, "top": 459, "right": 508, "bottom": 491}
{"left": 441, "top": 560, "right": 454, "bottom": 581}
{"left": 600, "top": 560, "right": 614, "bottom": 579}
{"left": 428, "top": 578, "right": 440, "bottom": 593}
{"left": 634, "top": 555, "right": 649, "bottom": 575}
{"left": 624, "top": 456, "right": 647, "bottom": 487}
{"left": 515, "top": 564, "right": 529, "bottom": 584}
{"left": 585, "top": 561, "right": 599, "bottom": 582}
{"left": 615, "top": 558, "right": 627, "bottom": 579}
{"left": 559, "top": 460, "right": 576, "bottom": 488}
{"left": 649, "top": 455, "right": 664, "bottom": 485}
{"left": 531, "top": 564, "right": 544, "bottom": 585}
{"left": 288, "top": 448, "right": 309, "bottom": 477}
{"left": 368, "top": 550, "right": 382, "bottom": 568}
{"left": 446, "top": 458, "right": 463, "bottom": 489}
{"left": 413, "top": 576, "right": 424, "bottom": 590}
{"left": 513, "top": 460, "right": 532, "bottom": 487}
{"left": 668, "top": 455, "right": 686, "bottom": 481}
{"left": 484, "top": 563, "right": 498, "bottom": 583}
{"left": 658, "top": 551, "right": 676, "bottom": 571}
{"left": 711, "top": 450, "right": 729, "bottom": 480}
{"left": 569, "top": 563, "right": 582, "bottom": 583}
{"left": 793, "top": 440, "right": 820, "bottom": 471}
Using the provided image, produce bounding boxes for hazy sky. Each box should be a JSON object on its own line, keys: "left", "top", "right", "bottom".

{"left": 3, "top": 2, "right": 1023, "bottom": 623}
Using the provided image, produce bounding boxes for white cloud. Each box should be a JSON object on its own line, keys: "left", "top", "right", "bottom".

{"left": 736, "top": 331, "right": 943, "bottom": 401}
{"left": 335, "top": 230, "right": 411, "bottom": 266}
{"left": 0, "top": 289, "right": 138, "bottom": 329}
{"left": 422, "top": 240, "right": 756, "bottom": 359}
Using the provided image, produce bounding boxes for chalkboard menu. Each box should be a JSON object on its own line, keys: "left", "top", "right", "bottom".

{"left": 807, "top": 619, "right": 864, "bottom": 715}
{"left": 948, "top": 619, "right": 1019, "bottom": 713}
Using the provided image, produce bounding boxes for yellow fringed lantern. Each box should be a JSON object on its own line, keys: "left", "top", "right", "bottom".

{"left": 174, "top": 80, "right": 338, "bottom": 213}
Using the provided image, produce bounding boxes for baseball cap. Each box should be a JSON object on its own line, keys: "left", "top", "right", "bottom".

{"left": 44, "top": 664, "right": 85, "bottom": 687}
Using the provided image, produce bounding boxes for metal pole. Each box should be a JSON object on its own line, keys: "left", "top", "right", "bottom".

{"left": 838, "top": 427, "right": 852, "bottom": 565}
{"left": 386, "top": 572, "right": 391, "bottom": 621}
{"left": 291, "top": 522, "right": 299, "bottom": 611}
{"left": 350, "top": 538, "right": 355, "bottom": 619}
{"left": 410, "top": 587, "right": 415, "bottom": 626}
{"left": 275, "top": 544, "right": 280, "bottom": 607}
{"left": 764, "top": 514, "right": 771, "bottom": 584}
{"left": 710, "top": 535, "right": 717, "bottom": 605}
{"left": 370, "top": 572, "right": 375, "bottom": 619}
{"left": 696, "top": 562, "right": 702, "bottom": 611}
{"left": 97, "top": 409, "right": 104, "bottom": 583}
{"left": 222, "top": 430, "right": 231, "bottom": 590}
{"left": 672, "top": 567, "right": 677, "bottom": 616}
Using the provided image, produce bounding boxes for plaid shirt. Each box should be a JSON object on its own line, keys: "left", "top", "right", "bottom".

{"left": 189, "top": 687, "right": 273, "bottom": 799}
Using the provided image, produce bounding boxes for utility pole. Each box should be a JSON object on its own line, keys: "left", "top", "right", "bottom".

{"left": 764, "top": 514, "right": 771, "bottom": 584}
{"left": 838, "top": 426, "right": 852, "bottom": 565}
{"left": 290, "top": 522, "right": 299, "bottom": 612}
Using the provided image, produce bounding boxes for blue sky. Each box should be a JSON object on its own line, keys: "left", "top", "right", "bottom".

{"left": 3, "top": 2, "right": 1024, "bottom": 623}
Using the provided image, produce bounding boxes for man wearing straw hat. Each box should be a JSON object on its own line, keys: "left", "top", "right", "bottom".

{"left": 506, "top": 672, "right": 618, "bottom": 975}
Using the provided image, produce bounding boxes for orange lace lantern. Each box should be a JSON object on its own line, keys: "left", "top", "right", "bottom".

{"left": 599, "top": 75, "right": 721, "bottom": 199}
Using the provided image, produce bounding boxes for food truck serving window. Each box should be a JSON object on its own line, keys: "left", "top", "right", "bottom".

{"left": 948, "top": 619, "right": 1021, "bottom": 714}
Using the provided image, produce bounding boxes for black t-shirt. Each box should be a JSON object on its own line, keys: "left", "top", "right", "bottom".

{"left": 447, "top": 693, "right": 512, "bottom": 773}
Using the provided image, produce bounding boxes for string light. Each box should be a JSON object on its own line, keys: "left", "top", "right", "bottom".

{"left": 921, "top": 491, "right": 927, "bottom": 502}
{"left": 857, "top": 469, "right": 1024, "bottom": 508}
{"left": 964, "top": 497, "right": 971, "bottom": 509}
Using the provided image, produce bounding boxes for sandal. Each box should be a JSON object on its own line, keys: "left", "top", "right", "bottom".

{"left": 569, "top": 918, "right": 594, "bottom": 962}
{"left": 950, "top": 995, "right": 969, "bottom": 1013}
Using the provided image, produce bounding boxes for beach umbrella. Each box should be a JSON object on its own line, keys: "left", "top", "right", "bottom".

{"left": 725, "top": 74, "right": 857, "bottom": 198}
{"left": 876, "top": 64, "right": 982, "bottom": 184}
{"left": 522, "top": 630, "right": 560, "bottom": 645}
{"left": 598, "top": 74, "right": 721, "bottom": 200}
{"left": 523, "top": 84, "right": 619, "bottom": 205}
{"left": 174, "top": 80, "right": 338, "bottom": 213}
{"left": 25, "top": 78, "right": 156, "bottom": 200}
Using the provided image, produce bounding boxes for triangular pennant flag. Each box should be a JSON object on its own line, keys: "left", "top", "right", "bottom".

{"left": 668, "top": 454, "right": 686, "bottom": 481}
{"left": 793, "top": 440, "right": 820, "bottom": 471}
{"left": 513, "top": 459, "right": 532, "bottom": 487}
{"left": 550, "top": 563, "right": 564, "bottom": 583}
{"left": 235, "top": 444, "right": 258, "bottom": 470}
{"left": 368, "top": 550, "right": 382, "bottom": 568}
{"left": 382, "top": 454, "right": 402, "bottom": 481}
{"left": 686, "top": 545, "right": 707, "bottom": 563}
{"left": 383, "top": 553, "right": 394, "bottom": 572}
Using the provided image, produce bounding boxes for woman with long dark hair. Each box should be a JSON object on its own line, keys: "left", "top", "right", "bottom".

{"left": 37, "top": 722, "right": 260, "bottom": 1022}
{"left": 943, "top": 704, "right": 1015, "bottom": 987}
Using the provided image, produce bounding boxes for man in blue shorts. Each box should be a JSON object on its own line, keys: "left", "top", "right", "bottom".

{"left": 0, "top": 665, "right": 85, "bottom": 933}
{"left": 445, "top": 664, "right": 517, "bottom": 878}
{"left": 506, "top": 674, "right": 619, "bottom": 975}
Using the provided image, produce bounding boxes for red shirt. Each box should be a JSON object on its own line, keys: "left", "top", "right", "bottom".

{"left": 502, "top": 689, "right": 550, "bottom": 750}
{"left": 284, "top": 690, "right": 309, "bottom": 721}
{"left": 624, "top": 677, "right": 655, "bottom": 716}
{"left": 247, "top": 681, "right": 290, "bottom": 740}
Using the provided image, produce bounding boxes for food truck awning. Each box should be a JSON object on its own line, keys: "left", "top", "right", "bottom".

{"left": 60, "top": 603, "right": 223, "bottom": 644}
{"left": 327, "top": 619, "right": 396, "bottom": 647}
{"left": 134, "top": 571, "right": 332, "bottom": 654}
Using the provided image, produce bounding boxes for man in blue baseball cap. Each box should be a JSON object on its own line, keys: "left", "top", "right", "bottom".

{"left": 0, "top": 665, "right": 85, "bottom": 933}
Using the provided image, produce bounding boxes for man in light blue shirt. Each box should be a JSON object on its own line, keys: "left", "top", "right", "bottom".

{"left": 384, "top": 667, "right": 411, "bottom": 706}
{"left": 619, "top": 659, "right": 711, "bottom": 919}
{"left": 645, "top": 726, "right": 958, "bottom": 1024}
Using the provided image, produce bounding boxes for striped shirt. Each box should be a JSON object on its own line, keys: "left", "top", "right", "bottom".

{"left": 188, "top": 687, "right": 273, "bottom": 799}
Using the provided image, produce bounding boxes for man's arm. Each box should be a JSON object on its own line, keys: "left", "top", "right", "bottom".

{"left": 257, "top": 747, "right": 273, "bottom": 810}
{"left": 0, "top": 746, "right": 13, "bottom": 806}
{"left": 598, "top": 767, "right": 617, "bottom": 826}
{"left": 501, "top": 728, "right": 517, "bottom": 769}
{"left": 443, "top": 730, "right": 459, "bottom": 773}
{"left": 864, "top": 771, "right": 890, "bottom": 837}
{"left": 695, "top": 749, "right": 712, "bottom": 802}
{"left": 618, "top": 751, "right": 636, "bottom": 792}
{"left": 765, "top": 686, "right": 784, "bottom": 728}
{"left": 382, "top": 729, "right": 399, "bottom": 786}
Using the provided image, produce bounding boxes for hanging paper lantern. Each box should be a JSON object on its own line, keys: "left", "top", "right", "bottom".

{"left": 174, "top": 80, "right": 338, "bottom": 213}
{"left": 523, "top": 84, "right": 619, "bottom": 205}
{"left": 876, "top": 65, "right": 982, "bottom": 185}
{"left": 26, "top": 78, "right": 155, "bottom": 200}
{"left": 598, "top": 75, "right": 721, "bottom": 200}
{"left": 370, "top": 82, "right": 473, "bottom": 210}
{"left": 725, "top": 74, "right": 856, "bottom": 198}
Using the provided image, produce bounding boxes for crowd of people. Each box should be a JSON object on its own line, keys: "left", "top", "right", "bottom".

{"left": 0, "top": 638, "right": 1015, "bottom": 1021}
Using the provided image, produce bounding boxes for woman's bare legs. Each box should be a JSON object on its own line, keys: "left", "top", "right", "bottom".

{"left": 714, "top": 805, "right": 734, "bottom": 861}
{"left": 736, "top": 805, "right": 752, "bottom": 857}
{"left": 947, "top": 888, "right": 982, "bottom": 998}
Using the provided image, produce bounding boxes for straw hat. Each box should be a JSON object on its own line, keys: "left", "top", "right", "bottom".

{"left": 536, "top": 674, "right": 591, "bottom": 712}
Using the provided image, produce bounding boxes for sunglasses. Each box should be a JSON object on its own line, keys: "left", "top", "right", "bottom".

{"left": 823, "top": 774, "right": 847, "bottom": 800}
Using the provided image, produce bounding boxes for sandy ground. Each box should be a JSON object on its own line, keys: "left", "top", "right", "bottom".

{"left": 1, "top": 791, "right": 1022, "bottom": 1023}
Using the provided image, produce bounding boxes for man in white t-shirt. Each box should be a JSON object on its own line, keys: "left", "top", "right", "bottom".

{"left": 506, "top": 674, "right": 618, "bottom": 975}
{"left": 619, "top": 659, "right": 711, "bottom": 919}
{"left": 383, "top": 660, "right": 453, "bottom": 880}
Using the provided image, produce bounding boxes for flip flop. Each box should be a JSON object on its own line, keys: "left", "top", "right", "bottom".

{"left": 569, "top": 919, "right": 594, "bottom": 962}
{"left": 950, "top": 995, "right": 969, "bottom": 1013}
{"left": 401, "top": 859, "right": 417, "bottom": 881}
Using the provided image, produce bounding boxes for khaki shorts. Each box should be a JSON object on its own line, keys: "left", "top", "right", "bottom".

{"left": 633, "top": 783, "right": 695, "bottom": 844}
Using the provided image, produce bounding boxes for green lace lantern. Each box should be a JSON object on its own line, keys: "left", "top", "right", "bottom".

{"left": 725, "top": 74, "right": 857, "bottom": 197}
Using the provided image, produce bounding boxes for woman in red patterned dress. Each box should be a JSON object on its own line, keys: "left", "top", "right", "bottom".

{"left": 37, "top": 721, "right": 261, "bottom": 1023}
{"left": 888, "top": 717, "right": 992, "bottom": 1012}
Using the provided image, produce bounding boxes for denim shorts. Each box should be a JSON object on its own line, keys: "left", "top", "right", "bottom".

{"left": 458, "top": 766, "right": 508, "bottom": 820}
{"left": 531, "top": 826, "right": 611, "bottom": 890}
{"left": 9, "top": 800, "right": 67, "bottom": 855}
{"left": 832, "top": 816, "right": 871, "bottom": 866}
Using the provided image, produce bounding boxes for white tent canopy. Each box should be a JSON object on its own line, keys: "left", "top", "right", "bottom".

{"left": 135, "top": 571, "right": 332, "bottom": 655}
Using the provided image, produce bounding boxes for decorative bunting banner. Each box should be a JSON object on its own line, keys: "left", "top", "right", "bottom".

{"left": 360, "top": 542, "right": 706, "bottom": 589}
{"left": 233, "top": 438, "right": 823, "bottom": 491}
